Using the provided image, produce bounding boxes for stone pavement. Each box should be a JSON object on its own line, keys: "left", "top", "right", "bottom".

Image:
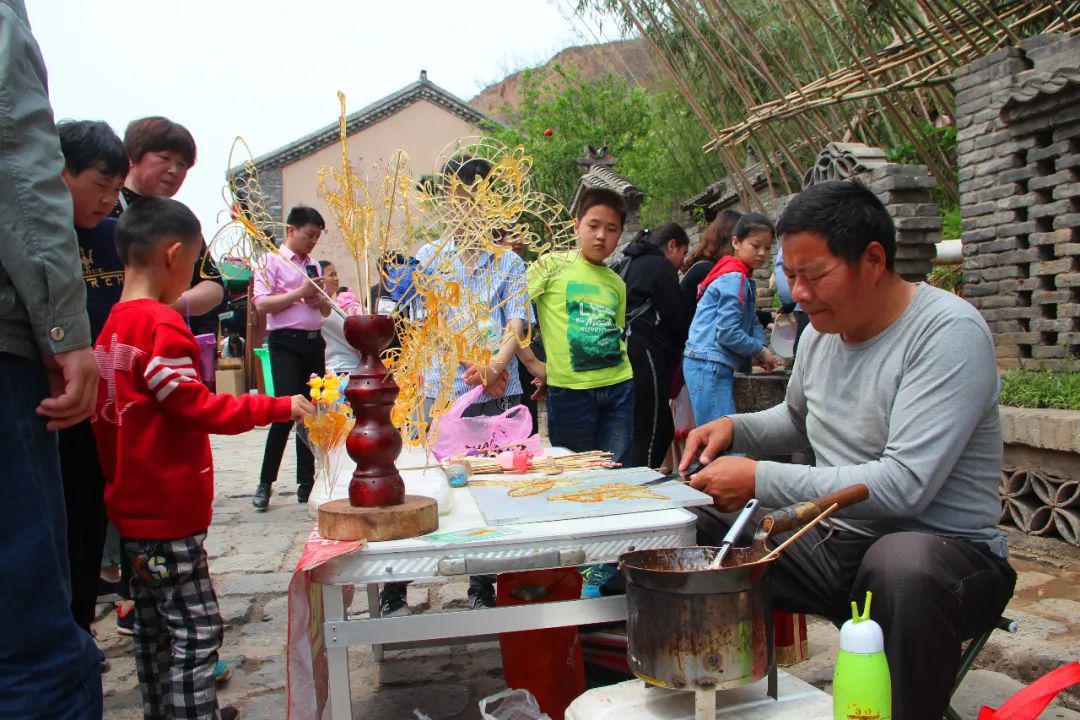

{"left": 97, "top": 428, "right": 1080, "bottom": 719}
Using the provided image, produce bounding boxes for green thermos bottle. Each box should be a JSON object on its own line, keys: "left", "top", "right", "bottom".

{"left": 833, "top": 591, "right": 891, "bottom": 720}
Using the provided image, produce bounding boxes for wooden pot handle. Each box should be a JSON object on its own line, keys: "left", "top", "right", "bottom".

{"left": 760, "top": 484, "right": 870, "bottom": 536}
{"left": 809, "top": 483, "right": 869, "bottom": 512}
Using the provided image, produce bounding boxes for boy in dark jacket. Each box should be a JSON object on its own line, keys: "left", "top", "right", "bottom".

{"left": 616, "top": 223, "right": 691, "bottom": 468}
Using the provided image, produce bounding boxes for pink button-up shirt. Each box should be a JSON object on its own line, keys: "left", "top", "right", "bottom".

{"left": 253, "top": 246, "right": 323, "bottom": 331}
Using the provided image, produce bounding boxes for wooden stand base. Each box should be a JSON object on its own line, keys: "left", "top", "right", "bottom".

{"left": 318, "top": 495, "right": 439, "bottom": 542}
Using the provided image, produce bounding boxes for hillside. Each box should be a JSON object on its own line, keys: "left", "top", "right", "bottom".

{"left": 469, "top": 38, "right": 666, "bottom": 123}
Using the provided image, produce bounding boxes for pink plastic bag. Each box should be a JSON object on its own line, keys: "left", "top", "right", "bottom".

{"left": 432, "top": 385, "right": 534, "bottom": 460}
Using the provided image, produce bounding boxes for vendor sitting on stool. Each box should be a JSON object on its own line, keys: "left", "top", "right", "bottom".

{"left": 680, "top": 181, "right": 1015, "bottom": 720}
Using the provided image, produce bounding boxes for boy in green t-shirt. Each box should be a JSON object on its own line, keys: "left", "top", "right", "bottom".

{"left": 528, "top": 188, "right": 635, "bottom": 465}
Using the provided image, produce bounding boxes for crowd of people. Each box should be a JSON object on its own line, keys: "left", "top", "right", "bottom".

{"left": 4, "top": 2, "right": 1019, "bottom": 718}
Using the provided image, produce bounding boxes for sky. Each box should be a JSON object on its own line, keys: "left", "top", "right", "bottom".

{"left": 28, "top": 0, "right": 601, "bottom": 242}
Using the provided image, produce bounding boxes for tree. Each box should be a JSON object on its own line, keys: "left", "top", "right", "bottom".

{"left": 483, "top": 66, "right": 719, "bottom": 227}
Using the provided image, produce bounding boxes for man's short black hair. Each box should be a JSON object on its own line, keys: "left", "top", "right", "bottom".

{"left": 286, "top": 205, "right": 326, "bottom": 230}
{"left": 776, "top": 181, "right": 896, "bottom": 270}
{"left": 576, "top": 188, "right": 627, "bottom": 226}
{"left": 115, "top": 197, "right": 201, "bottom": 266}
{"left": 442, "top": 155, "right": 492, "bottom": 187}
{"left": 57, "top": 120, "right": 128, "bottom": 179}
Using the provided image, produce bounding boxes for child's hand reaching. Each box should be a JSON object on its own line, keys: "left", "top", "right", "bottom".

{"left": 757, "top": 349, "right": 781, "bottom": 372}
{"left": 290, "top": 395, "right": 316, "bottom": 419}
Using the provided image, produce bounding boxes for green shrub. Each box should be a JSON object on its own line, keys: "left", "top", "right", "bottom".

{"left": 999, "top": 370, "right": 1080, "bottom": 410}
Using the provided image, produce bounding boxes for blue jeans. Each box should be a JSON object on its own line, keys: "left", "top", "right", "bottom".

{"left": 0, "top": 353, "right": 102, "bottom": 719}
{"left": 546, "top": 379, "right": 635, "bottom": 466}
{"left": 683, "top": 356, "right": 736, "bottom": 426}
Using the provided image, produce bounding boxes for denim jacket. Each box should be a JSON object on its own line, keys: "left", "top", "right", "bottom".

{"left": 0, "top": 0, "right": 90, "bottom": 362}
{"left": 684, "top": 271, "right": 766, "bottom": 368}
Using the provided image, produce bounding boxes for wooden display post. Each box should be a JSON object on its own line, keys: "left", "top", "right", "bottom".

{"left": 317, "top": 314, "right": 438, "bottom": 541}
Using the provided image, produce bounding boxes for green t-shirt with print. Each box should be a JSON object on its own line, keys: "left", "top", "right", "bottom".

{"left": 528, "top": 250, "right": 633, "bottom": 390}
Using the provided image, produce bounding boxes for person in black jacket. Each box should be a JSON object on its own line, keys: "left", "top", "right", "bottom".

{"left": 616, "top": 223, "right": 691, "bottom": 468}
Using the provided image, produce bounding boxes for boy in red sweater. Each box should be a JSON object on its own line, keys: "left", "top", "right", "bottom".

{"left": 92, "top": 197, "right": 313, "bottom": 720}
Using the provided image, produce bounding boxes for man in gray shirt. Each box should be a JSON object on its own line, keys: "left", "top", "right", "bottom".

{"left": 681, "top": 181, "right": 1015, "bottom": 720}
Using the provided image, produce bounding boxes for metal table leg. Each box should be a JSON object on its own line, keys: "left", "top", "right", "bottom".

{"left": 366, "top": 583, "right": 384, "bottom": 662}
{"left": 323, "top": 585, "right": 353, "bottom": 720}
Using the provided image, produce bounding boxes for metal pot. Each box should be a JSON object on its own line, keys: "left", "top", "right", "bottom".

{"left": 620, "top": 546, "right": 776, "bottom": 692}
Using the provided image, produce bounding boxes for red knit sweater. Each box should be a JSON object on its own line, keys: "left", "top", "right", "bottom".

{"left": 92, "top": 299, "right": 292, "bottom": 539}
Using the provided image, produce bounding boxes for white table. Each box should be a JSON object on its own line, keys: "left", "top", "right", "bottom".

{"left": 566, "top": 672, "right": 833, "bottom": 720}
{"left": 309, "top": 448, "right": 699, "bottom": 720}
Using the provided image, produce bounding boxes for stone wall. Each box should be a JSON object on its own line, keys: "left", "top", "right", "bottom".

{"left": 955, "top": 34, "right": 1080, "bottom": 371}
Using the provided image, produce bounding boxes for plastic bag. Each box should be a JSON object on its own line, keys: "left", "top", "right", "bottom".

{"left": 478, "top": 689, "right": 551, "bottom": 720}
{"left": 978, "top": 661, "right": 1079, "bottom": 720}
{"left": 432, "top": 385, "right": 534, "bottom": 460}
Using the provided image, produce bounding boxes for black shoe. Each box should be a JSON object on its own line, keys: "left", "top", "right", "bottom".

{"left": 379, "top": 583, "right": 412, "bottom": 617}
{"left": 219, "top": 706, "right": 239, "bottom": 720}
{"left": 468, "top": 585, "right": 496, "bottom": 610}
{"left": 97, "top": 577, "right": 121, "bottom": 603}
{"left": 252, "top": 482, "right": 271, "bottom": 510}
{"left": 297, "top": 483, "right": 313, "bottom": 504}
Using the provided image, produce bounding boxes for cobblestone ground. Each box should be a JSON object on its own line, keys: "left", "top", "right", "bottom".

{"left": 98, "top": 429, "right": 1080, "bottom": 719}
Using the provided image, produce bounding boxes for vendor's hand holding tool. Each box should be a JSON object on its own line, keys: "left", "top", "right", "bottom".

{"left": 687, "top": 455, "right": 758, "bottom": 511}
{"left": 642, "top": 459, "right": 704, "bottom": 486}
{"left": 679, "top": 416, "right": 735, "bottom": 470}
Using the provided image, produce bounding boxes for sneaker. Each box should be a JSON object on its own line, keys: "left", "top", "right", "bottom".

{"left": 252, "top": 482, "right": 271, "bottom": 511}
{"left": 219, "top": 706, "right": 239, "bottom": 720}
{"left": 214, "top": 659, "right": 231, "bottom": 683}
{"left": 115, "top": 602, "right": 136, "bottom": 636}
{"left": 468, "top": 586, "right": 496, "bottom": 610}
{"left": 580, "top": 563, "right": 619, "bottom": 599}
{"left": 378, "top": 584, "right": 412, "bottom": 617}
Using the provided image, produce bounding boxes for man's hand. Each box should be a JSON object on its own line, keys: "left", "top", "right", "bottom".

{"left": 37, "top": 347, "right": 100, "bottom": 430}
{"left": 688, "top": 456, "right": 757, "bottom": 511}
{"left": 679, "top": 416, "right": 735, "bottom": 471}
{"left": 463, "top": 364, "right": 510, "bottom": 397}
{"left": 290, "top": 394, "right": 316, "bottom": 419}
{"left": 297, "top": 279, "right": 320, "bottom": 301}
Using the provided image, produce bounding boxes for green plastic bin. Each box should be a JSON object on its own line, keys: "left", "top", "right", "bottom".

{"left": 254, "top": 347, "right": 275, "bottom": 396}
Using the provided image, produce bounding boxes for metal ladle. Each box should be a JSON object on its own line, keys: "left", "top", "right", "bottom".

{"left": 707, "top": 498, "right": 759, "bottom": 570}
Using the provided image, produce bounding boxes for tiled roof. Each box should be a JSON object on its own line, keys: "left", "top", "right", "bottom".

{"left": 570, "top": 164, "right": 644, "bottom": 217}
{"left": 681, "top": 154, "right": 797, "bottom": 212}
{"left": 239, "top": 74, "right": 489, "bottom": 173}
{"left": 998, "top": 66, "right": 1080, "bottom": 120}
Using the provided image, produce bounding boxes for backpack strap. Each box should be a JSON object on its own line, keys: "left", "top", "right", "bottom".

{"left": 618, "top": 257, "right": 657, "bottom": 339}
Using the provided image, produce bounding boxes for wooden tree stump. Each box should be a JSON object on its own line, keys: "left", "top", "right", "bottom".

{"left": 318, "top": 495, "right": 438, "bottom": 542}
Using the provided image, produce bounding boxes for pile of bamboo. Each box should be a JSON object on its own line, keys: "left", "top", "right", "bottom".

{"left": 571, "top": 0, "right": 1078, "bottom": 209}
{"left": 999, "top": 468, "right": 1079, "bottom": 546}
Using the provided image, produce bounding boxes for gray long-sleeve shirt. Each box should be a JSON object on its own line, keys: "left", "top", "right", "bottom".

{"left": 0, "top": 0, "right": 90, "bottom": 362}
{"left": 732, "top": 283, "right": 1008, "bottom": 557}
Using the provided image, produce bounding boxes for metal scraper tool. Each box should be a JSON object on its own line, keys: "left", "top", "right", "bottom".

{"left": 642, "top": 460, "right": 705, "bottom": 486}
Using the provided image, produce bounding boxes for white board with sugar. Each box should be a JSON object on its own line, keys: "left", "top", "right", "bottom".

{"left": 468, "top": 467, "right": 713, "bottom": 526}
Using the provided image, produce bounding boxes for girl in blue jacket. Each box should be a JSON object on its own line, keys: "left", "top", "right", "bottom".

{"left": 683, "top": 213, "right": 779, "bottom": 425}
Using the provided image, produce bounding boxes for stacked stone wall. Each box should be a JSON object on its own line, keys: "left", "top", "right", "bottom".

{"left": 956, "top": 35, "right": 1080, "bottom": 371}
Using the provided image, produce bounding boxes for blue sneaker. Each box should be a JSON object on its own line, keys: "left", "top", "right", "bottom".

{"left": 214, "top": 659, "right": 231, "bottom": 683}
{"left": 580, "top": 563, "right": 619, "bottom": 599}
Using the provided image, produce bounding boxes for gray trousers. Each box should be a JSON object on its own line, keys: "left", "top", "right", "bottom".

{"left": 693, "top": 506, "right": 1016, "bottom": 720}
